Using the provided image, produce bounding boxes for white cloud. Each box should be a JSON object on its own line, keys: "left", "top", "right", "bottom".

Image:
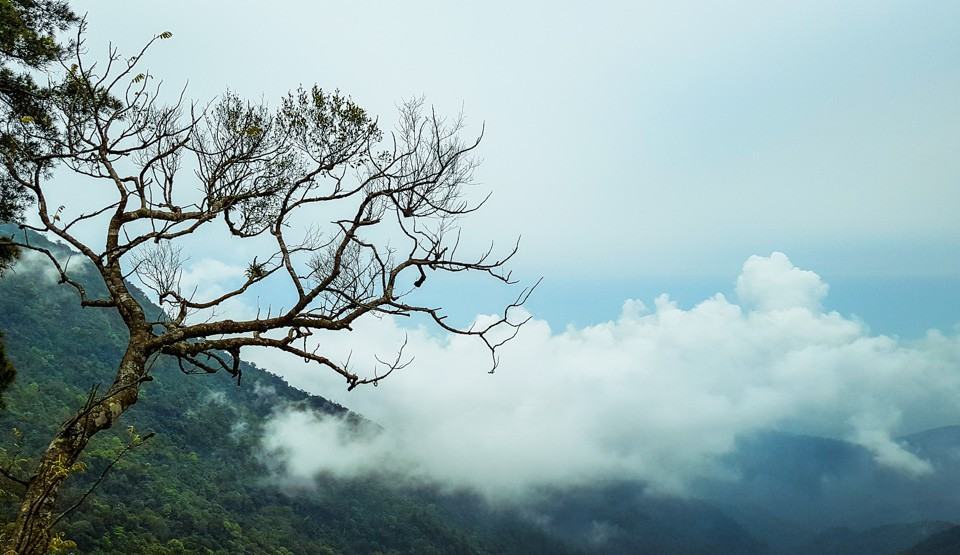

{"left": 251, "top": 253, "right": 960, "bottom": 500}
{"left": 170, "top": 258, "right": 254, "bottom": 322}
{"left": 262, "top": 411, "right": 393, "bottom": 484}
{"left": 177, "top": 258, "right": 246, "bottom": 296}
{"left": 852, "top": 421, "right": 933, "bottom": 478}
{"left": 11, "top": 248, "right": 93, "bottom": 284}
{"left": 736, "top": 251, "right": 828, "bottom": 311}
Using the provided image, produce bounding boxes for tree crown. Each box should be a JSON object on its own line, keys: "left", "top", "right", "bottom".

{"left": 5, "top": 25, "right": 532, "bottom": 389}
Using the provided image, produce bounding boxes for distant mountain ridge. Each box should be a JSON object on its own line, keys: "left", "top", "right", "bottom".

{"left": 901, "top": 524, "right": 960, "bottom": 554}
{"left": 692, "top": 427, "right": 960, "bottom": 554}
{"left": 1, "top": 225, "right": 959, "bottom": 554}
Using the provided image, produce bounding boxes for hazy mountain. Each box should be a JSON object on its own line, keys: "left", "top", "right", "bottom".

{"left": 901, "top": 524, "right": 960, "bottom": 554}
{"left": 0, "top": 225, "right": 958, "bottom": 554}
{"left": 0, "top": 226, "right": 573, "bottom": 554}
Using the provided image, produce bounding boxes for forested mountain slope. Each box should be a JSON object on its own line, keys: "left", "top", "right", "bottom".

{"left": 2, "top": 227, "right": 959, "bottom": 555}
{"left": 0, "top": 228, "right": 574, "bottom": 554}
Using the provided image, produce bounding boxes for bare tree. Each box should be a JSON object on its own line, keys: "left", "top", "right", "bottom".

{"left": 0, "top": 25, "right": 532, "bottom": 554}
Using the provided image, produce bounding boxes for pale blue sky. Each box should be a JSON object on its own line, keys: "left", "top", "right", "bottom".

{"left": 62, "top": 1, "right": 960, "bottom": 336}
{"left": 29, "top": 2, "right": 960, "bottom": 482}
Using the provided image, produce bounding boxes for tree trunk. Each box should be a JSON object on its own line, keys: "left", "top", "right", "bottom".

{"left": 2, "top": 346, "right": 146, "bottom": 555}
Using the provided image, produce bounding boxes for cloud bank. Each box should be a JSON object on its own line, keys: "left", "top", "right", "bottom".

{"left": 254, "top": 253, "right": 960, "bottom": 499}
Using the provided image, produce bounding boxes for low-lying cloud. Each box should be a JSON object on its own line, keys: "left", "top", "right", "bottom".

{"left": 253, "top": 252, "right": 960, "bottom": 499}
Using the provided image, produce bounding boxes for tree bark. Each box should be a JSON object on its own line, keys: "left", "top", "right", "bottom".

{"left": 2, "top": 346, "right": 146, "bottom": 555}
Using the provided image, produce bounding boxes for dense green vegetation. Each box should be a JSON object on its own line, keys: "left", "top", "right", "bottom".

{"left": 0, "top": 228, "right": 573, "bottom": 554}
{"left": 1, "top": 0, "right": 77, "bottom": 221}
{"left": 0, "top": 0, "right": 78, "bottom": 410}
{"left": 2, "top": 228, "right": 960, "bottom": 554}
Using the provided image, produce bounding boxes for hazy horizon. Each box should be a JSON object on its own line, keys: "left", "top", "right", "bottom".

{"left": 9, "top": 0, "right": 959, "bottom": 533}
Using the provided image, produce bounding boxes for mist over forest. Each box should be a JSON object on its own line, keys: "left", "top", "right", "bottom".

{"left": 1, "top": 1, "right": 959, "bottom": 554}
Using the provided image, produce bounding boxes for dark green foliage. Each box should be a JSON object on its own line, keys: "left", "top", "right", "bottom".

{"left": 0, "top": 0, "right": 74, "bottom": 67}
{"left": 0, "top": 235, "right": 17, "bottom": 270}
{"left": 0, "top": 0, "right": 77, "bottom": 222}
{"left": 1, "top": 0, "right": 75, "bottom": 409}
{"left": 0, "top": 235, "right": 19, "bottom": 405}
{"left": 0, "top": 228, "right": 573, "bottom": 554}
{"left": 0, "top": 331, "right": 13, "bottom": 408}
{"left": 0, "top": 0, "right": 76, "bottom": 133}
